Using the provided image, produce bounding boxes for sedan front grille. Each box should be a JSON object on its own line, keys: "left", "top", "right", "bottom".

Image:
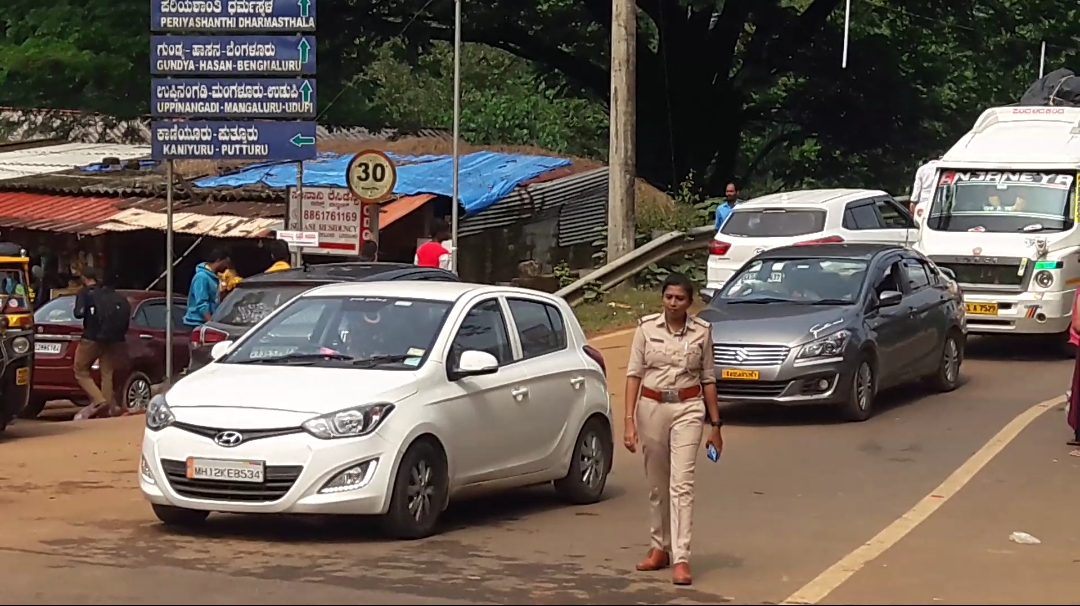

{"left": 160, "top": 459, "right": 302, "bottom": 503}
{"left": 713, "top": 344, "right": 790, "bottom": 367}
{"left": 715, "top": 380, "right": 789, "bottom": 398}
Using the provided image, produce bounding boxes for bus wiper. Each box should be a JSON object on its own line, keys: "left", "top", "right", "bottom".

{"left": 237, "top": 352, "right": 355, "bottom": 364}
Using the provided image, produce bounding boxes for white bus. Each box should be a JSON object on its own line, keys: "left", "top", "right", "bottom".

{"left": 915, "top": 106, "right": 1080, "bottom": 349}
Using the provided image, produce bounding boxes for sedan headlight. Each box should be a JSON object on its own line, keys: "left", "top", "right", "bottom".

{"left": 797, "top": 330, "right": 851, "bottom": 360}
{"left": 302, "top": 403, "right": 394, "bottom": 440}
{"left": 11, "top": 336, "right": 29, "bottom": 354}
{"left": 145, "top": 395, "right": 175, "bottom": 431}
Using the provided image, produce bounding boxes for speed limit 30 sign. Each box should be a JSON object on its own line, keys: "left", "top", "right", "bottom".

{"left": 347, "top": 149, "right": 397, "bottom": 203}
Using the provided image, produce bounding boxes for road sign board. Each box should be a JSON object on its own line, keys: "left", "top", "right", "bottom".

{"left": 277, "top": 230, "right": 320, "bottom": 247}
{"left": 151, "top": 35, "right": 316, "bottom": 75}
{"left": 151, "top": 120, "right": 317, "bottom": 160}
{"left": 346, "top": 150, "right": 397, "bottom": 203}
{"left": 152, "top": 0, "right": 317, "bottom": 32}
{"left": 287, "top": 186, "right": 370, "bottom": 255}
{"left": 151, "top": 78, "right": 315, "bottom": 118}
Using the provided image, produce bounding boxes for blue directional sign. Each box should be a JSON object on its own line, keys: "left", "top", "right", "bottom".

{"left": 152, "top": 0, "right": 317, "bottom": 32}
{"left": 151, "top": 78, "right": 315, "bottom": 118}
{"left": 151, "top": 120, "right": 317, "bottom": 160}
{"left": 151, "top": 35, "right": 316, "bottom": 75}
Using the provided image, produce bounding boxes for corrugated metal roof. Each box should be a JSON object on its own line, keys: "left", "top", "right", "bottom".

{"left": 381, "top": 194, "right": 434, "bottom": 227}
{"left": 459, "top": 167, "right": 608, "bottom": 237}
{"left": 95, "top": 208, "right": 278, "bottom": 238}
{"left": 0, "top": 143, "right": 149, "bottom": 182}
{"left": 0, "top": 192, "right": 121, "bottom": 233}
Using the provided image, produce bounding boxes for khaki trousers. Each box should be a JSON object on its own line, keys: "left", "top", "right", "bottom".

{"left": 73, "top": 340, "right": 124, "bottom": 407}
{"left": 637, "top": 396, "right": 705, "bottom": 564}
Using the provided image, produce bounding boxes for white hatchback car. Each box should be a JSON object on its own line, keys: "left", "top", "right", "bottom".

{"left": 706, "top": 189, "right": 917, "bottom": 291}
{"left": 139, "top": 281, "right": 613, "bottom": 539}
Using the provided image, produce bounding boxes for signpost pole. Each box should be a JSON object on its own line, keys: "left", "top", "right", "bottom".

{"left": 450, "top": 0, "right": 462, "bottom": 274}
{"left": 293, "top": 162, "right": 305, "bottom": 266}
{"left": 164, "top": 160, "right": 175, "bottom": 386}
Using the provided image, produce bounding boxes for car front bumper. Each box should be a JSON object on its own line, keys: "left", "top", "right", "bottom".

{"left": 140, "top": 422, "right": 398, "bottom": 516}
{"left": 712, "top": 355, "right": 854, "bottom": 406}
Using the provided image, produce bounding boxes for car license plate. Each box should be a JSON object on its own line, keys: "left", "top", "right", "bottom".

{"left": 721, "top": 369, "right": 759, "bottom": 380}
{"left": 965, "top": 302, "right": 998, "bottom": 315}
{"left": 35, "top": 342, "right": 62, "bottom": 355}
{"left": 185, "top": 458, "right": 264, "bottom": 483}
{"left": 15, "top": 367, "right": 28, "bottom": 385}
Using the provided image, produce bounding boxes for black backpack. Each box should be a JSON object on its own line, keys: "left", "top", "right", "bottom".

{"left": 91, "top": 287, "right": 131, "bottom": 343}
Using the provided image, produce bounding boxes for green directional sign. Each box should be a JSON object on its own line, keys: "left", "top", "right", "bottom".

{"left": 298, "top": 38, "right": 312, "bottom": 64}
{"left": 299, "top": 80, "right": 313, "bottom": 103}
{"left": 298, "top": 0, "right": 312, "bottom": 18}
{"left": 290, "top": 133, "right": 316, "bottom": 147}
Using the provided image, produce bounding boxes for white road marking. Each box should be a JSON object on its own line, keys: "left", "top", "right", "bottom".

{"left": 780, "top": 395, "right": 1061, "bottom": 605}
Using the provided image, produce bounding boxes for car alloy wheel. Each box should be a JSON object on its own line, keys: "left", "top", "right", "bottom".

{"left": 943, "top": 337, "right": 960, "bottom": 384}
{"left": 855, "top": 362, "right": 873, "bottom": 411}
{"left": 407, "top": 459, "right": 436, "bottom": 523}
{"left": 579, "top": 431, "right": 605, "bottom": 490}
{"left": 125, "top": 374, "right": 153, "bottom": 411}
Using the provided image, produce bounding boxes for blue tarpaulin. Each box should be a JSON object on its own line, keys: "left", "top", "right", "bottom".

{"left": 191, "top": 151, "right": 572, "bottom": 216}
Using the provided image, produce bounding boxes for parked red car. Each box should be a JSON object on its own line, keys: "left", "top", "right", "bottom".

{"left": 24, "top": 290, "right": 191, "bottom": 418}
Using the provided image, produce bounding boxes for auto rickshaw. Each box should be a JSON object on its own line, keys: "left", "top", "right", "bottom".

{"left": 0, "top": 244, "right": 34, "bottom": 431}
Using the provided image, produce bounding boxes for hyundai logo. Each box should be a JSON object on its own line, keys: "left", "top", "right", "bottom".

{"left": 214, "top": 430, "right": 244, "bottom": 447}
{"left": 735, "top": 348, "right": 750, "bottom": 362}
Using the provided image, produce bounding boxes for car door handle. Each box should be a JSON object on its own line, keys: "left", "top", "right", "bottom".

{"left": 570, "top": 376, "right": 585, "bottom": 389}
{"left": 510, "top": 387, "right": 529, "bottom": 400}
{"left": 139, "top": 333, "right": 153, "bottom": 340}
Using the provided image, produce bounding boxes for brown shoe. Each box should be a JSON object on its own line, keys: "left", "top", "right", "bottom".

{"left": 635, "top": 548, "right": 671, "bottom": 571}
{"left": 672, "top": 562, "right": 692, "bottom": 585}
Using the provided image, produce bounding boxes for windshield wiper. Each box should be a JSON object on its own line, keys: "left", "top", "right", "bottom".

{"left": 726, "top": 297, "right": 798, "bottom": 304}
{"left": 350, "top": 354, "right": 413, "bottom": 368}
{"left": 236, "top": 352, "right": 355, "bottom": 365}
{"left": 808, "top": 298, "right": 852, "bottom": 305}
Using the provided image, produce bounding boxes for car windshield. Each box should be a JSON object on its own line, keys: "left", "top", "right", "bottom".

{"left": 716, "top": 257, "right": 868, "bottom": 304}
{"left": 720, "top": 209, "right": 826, "bottom": 237}
{"left": 213, "top": 284, "right": 313, "bottom": 327}
{"left": 222, "top": 296, "right": 453, "bottom": 369}
{"left": 927, "top": 170, "right": 1076, "bottom": 233}
{"left": 35, "top": 295, "right": 77, "bottom": 323}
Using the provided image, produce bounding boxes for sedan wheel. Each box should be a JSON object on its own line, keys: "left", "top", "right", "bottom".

{"left": 840, "top": 357, "right": 875, "bottom": 422}
{"left": 929, "top": 333, "right": 963, "bottom": 392}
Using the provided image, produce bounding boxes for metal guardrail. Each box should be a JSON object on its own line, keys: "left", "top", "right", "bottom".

{"left": 556, "top": 226, "right": 715, "bottom": 306}
{"left": 555, "top": 194, "right": 915, "bottom": 306}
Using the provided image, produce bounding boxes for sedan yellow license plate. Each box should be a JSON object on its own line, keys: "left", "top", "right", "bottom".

{"left": 721, "top": 369, "right": 759, "bottom": 380}
{"left": 15, "top": 367, "right": 28, "bottom": 385}
{"left": 965, "top": 302, "right": 998, "bottom": 315}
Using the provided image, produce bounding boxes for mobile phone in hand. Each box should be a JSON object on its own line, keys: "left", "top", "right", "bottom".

{"left": 706, "top": 444, "right": 720, "bottom": 462}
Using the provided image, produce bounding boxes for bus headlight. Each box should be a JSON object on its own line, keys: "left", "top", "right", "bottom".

{"left": 1034, "top": 270, "right": 1054, "bottom": 288}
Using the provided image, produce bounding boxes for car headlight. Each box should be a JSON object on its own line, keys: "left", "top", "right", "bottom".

{"left": 11, "top": 336, "right": 28, "bottom": 354}
{"left": 145, "top": 395, "right": 175, "bottom": 431}
{"left": 302, "top": 403, "right": 394, "bottom": 440}
{"left": 1034, "top": 270, "right": 1054, "bottom": 288}
{"left": 797, "top": 330, "right": 850, "bottom": 360}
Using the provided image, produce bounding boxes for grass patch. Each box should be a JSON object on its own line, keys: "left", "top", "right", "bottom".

{"left": 574, "top": 288, "right": 661, "bottom": 337}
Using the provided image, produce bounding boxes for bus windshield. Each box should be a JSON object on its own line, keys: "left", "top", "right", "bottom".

{"left": 926, "top": 170, "right": 1076, "bottom": 233}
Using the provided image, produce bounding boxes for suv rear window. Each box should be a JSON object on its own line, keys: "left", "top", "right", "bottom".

{"left": 721, "top": 209, "right": 827, "bottom": 237}
{"left": 213, "top": 284, "right": 315, "bottom": 327}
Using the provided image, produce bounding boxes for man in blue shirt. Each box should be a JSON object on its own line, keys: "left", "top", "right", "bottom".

{"left": 713, "top": 182, "right": 743, "bottom": 232}
{"left": 183, "top": 246, "right": 232, "bottom": 327}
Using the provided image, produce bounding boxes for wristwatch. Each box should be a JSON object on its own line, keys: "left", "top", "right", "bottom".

{"left": 709, "top": 418, "right": 722, "bottom": 428}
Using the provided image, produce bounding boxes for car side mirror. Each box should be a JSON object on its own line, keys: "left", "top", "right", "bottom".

{"left": 699, "top": 288, "right": 716, "bottom": 304}
{"left": 939, "top": 267, "right": 956, "bottom": 281}
{"left": 210, "top": 340, "right": 235, "bottom": 361}
{"left": 453, "top": 350, "right": 499, "bottom": 378}
{"left": 877, "top": 291, "right": 903, "bottom": 308}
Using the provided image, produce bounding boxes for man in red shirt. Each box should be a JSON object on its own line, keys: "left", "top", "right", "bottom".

{"left": 414, "top": 220, "right": 452, "bottom": 270}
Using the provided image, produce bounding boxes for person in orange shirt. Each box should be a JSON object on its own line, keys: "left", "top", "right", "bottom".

{"left": 266, "top": 240, "right": 291, "bottom": 273}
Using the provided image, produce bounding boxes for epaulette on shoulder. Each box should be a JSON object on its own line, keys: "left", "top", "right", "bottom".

{"left": 639, "top": 312, "right": 661, "bottom": 325}
{"left": 690, "top": 315, "right": 711, "bottom": 328}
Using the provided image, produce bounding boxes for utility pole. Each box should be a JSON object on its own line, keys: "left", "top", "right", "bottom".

{"left": 607, "top": 0, "right": 636, "bottom": 264}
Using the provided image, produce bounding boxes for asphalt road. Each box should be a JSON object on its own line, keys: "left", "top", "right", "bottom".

{"left": 1, "top": 331, "right": 1077, "bottom": 605}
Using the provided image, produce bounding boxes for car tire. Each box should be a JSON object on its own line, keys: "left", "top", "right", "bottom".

{"left": 554, "top": 416, "right": 613, "bottom": 505}
{"left": 840, "top": 355, "right": 876, "bottom": 422}
{"left": 18, "top": 396, "right": 47, "bottom": 419}
{"left": 928, "top": 331, "right": 963, "bottom": 392}
{"left": 151, "top": 504, "right": 209, "bottom": 528}
{"left": 381, "top": 439, "right": 449, "bottom": 540}
{"left": 122, "top": 371, "right": 154, "bottom": 413}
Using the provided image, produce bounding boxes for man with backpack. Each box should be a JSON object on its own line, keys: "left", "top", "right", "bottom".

{"left": 72, "top": 267, "right": 131, "bottom": 417}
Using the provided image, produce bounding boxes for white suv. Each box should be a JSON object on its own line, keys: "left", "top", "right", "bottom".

{"left": 705, "top": 189, "right": 917, "bottom": 290}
